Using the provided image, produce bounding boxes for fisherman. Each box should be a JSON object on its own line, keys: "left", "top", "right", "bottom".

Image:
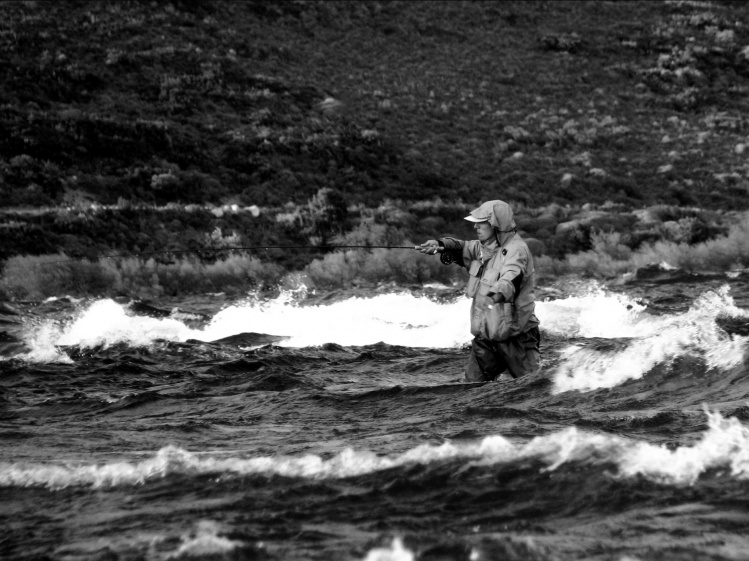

{"left": 417, "top": 200, "right": 540, "bottom": 382}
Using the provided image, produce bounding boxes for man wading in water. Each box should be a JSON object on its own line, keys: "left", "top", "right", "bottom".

{"left": 418, "top": 200, "right": 541, "bottom": 381}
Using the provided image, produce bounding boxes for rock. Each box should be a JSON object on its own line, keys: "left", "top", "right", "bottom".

{"left": 553, "top": 211, "right": 610, "bottom": 236}
{"left": 554, "top": 220, "right": 580, "bottom": 236}
{"left": 631, "top": 263, "right": 723, "bottom": 284}
{"left": 127, "top": 300, "right": 171, "bottom": 318}
{"left": 318, "top": 97, "right": 342, "bottom": 114}
{"left": 210, "top": 332, "right": 289, "bottom": 347}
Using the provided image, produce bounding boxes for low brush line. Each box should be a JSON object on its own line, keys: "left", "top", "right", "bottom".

{"left": 36, "top": 245, "right": 421, "bottom": 266}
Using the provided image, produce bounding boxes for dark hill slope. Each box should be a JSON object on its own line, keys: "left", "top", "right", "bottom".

{"left": 2, "top": 0, "right": 749, "bottom": 209}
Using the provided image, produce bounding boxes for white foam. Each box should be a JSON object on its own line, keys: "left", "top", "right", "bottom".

{"left": 20, "top": 321, "right": 73, "bottom": 364}
{"left": 16, "top": 292, "right": 473, "bottom": 361}
{"left": 362, "top": 537, "right": 414, "bottom": 561}
{"left": 617, "top": 410, "right": 749, "bottom": 484}
{"left": 15, "top": 286, "right": 748, "bottom": 397}
{"left": 18, "top": 299, "right": 195, "bottom": 362}
{"left": 197, "top": 291, "right": 471, "bottom": 348}
{"left": 538, "top": 284, "right": 648, "bottom": 338}
{"left": 56, "top": 299, "right": 193, "bottom": 348}
{"left": 14, "top": 283, "right": 645, "bottom": 359}
{"left": 552, "top": 286, "right": 749, "bottom": 393}
{"left": 167, "top": 520, "right": 245, "bottom": 559}
{"left": 2, "top": 411, "right": 747, "bottom": 489}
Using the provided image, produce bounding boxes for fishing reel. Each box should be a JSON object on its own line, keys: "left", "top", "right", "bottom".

{"left": 440, "top": 250, "right": 455, "bottom": 265}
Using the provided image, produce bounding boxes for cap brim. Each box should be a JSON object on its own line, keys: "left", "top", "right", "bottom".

{"left": 464, "top": 215, "right": 489, "bottom": 222}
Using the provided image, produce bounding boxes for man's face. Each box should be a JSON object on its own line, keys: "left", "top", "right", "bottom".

{"left": 473, "top": 221, "right": 495, "bottom": 242}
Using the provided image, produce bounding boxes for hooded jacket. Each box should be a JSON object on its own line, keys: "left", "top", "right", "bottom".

{"left": 440, "top": 200, "right": 539, "bottom": 342}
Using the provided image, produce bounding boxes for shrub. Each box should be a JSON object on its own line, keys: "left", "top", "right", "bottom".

{"left": 374, "top": 199, "right": 417, "bottom": 228}
{"left": 276, "top": 187, "right": 349, "bottom": 245}
{"left": 633, "top": 213, "right": 749, "bottom": 271}
{"left": 1, "top": 253, "right": 285, "bottom": 300}
{"left": 104, "top": 254, "right": 284, "bottom": 297}
{"left": 330, "top": 217, "right": 404, "bottom": 247}
{"left": 534, "top": 254, "right": 573, "bottom": 281}
{"left": 2, "top": 253, "right": 116, "bottom": 300}
{"left": 539, "top": 32, "right": 583, "bottom": 53}
{"left": 201, "top": 253, "right": 284, "bottom": 291}
{"left": 565, "top": 251, "right": 631, "bottom": 278}
{"left": 535, "top": 211, "right": 749, "bottom": 279}
{"left": 305, "top": 247, "right": 462, "bottom": 288}
{"left": 305, "top": 250, "right": 365, "bottom": 288}
{"left": 591, "top": 230, "right": 632, "bottom": 261}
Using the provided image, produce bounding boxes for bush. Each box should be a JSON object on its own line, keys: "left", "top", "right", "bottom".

{"left": 305, "top": 250, "right": 365, "bottom": 288}
{"left": 535, "top": 211, "right": 749, "bottom": 279}
{"left": 1, "top": 253, "right": 284, "bottom": 300}
{"left": 305, "top": 247, "right": 462, "bottom": 288}
{"left": 565, "top": 251, "right": 631, "bottom": 278}
{"left": 591, "top": 230, "right": 632, "bottom": 261}
{"left": 330, "top": 217, "right": 404, "bottom": 247}
{"left": 276, "top": 188, "right": 349, "bottom": 245}
{"left": 534, "top": 254, "right": 573, "bottom": 281}
{"left": 2, "top": 253, "right": 116, "bottom": 299}
{"left": 105, "top": 254, "right": 284, "bottom": 298}
{"left": 633, "top": 214, "right": 749, "bottom": 271}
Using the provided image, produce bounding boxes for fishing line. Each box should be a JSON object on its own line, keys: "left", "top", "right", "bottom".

{"left": 35, "top": 245, "right": 422, "bottom": 266}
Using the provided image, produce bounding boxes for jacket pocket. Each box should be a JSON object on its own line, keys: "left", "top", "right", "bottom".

{"left": 466, "top": 260, "right": 483, "bottom": 298}
{"left": 477, "top": 268, "right": 501, "bottom": 296}
{"left": 482, "top": 302, "right": 513, "bottom": 341}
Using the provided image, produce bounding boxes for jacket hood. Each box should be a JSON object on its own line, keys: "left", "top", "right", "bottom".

{"left": 465, "top": 200, "right": 516, "bottom": 232}
{"left": 465, "top": 200, "right": 517, "bottom": 247}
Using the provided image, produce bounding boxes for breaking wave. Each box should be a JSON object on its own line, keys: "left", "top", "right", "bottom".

{"left": 13, "top": 285, "right": 749, "bottom": 395}
{"left": 3, "top": 410, "right": 747, "bottom": 489}
{"left": 551, "top": 286, "right": 749, "bottom": 392}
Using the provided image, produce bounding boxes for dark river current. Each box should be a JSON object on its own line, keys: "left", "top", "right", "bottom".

{"left": 2, "top": 273, "right": 749, "bottom": 561}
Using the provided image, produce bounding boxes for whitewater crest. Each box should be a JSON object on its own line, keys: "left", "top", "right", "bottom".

{"left": 197, "top": 290, "right": 470, "bottom": 347}
{"left": 16, "top": 291, "right": 472, "bottom": 362}
{"left": 3, "top": 411, "right": 747, "bottom": 489}
{"left": 539, "top": 283, "right": 648, "bottom": 339}
{"left": 166, "top": 520, "right": 249, "bottom": 560}
{"left": 19, "top": 298, "right": 194, "bottom": 363}
{"left": 551, "top": 285, "right": 749, "bottom": 393}
{"left": 13, "top": 284, "right": 749, "bottom": 396}
{"left": 15, "top": 281, "right": 701, "bottom": 355}
{"left": 362, "top": 538, "right": 415, "bottom": 561}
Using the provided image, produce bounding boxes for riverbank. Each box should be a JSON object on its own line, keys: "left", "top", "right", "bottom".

{"left": 2, "top": 203, "right": 747, "bottom": 300}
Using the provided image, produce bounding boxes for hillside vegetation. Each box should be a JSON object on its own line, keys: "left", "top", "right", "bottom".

{"left": 2, "top": 0, "right": 749, "bottom": 296}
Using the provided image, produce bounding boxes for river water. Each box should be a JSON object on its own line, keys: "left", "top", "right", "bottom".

{"left": 1, "top": 273, "right": 749, "bottom": 561}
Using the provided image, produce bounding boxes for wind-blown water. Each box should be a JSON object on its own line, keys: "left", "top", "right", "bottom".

{"left": 1, "top": 274, "right": 749, "bottom": 560}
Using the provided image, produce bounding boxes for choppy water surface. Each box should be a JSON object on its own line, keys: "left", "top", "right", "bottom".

{"left": 2, "top": 274, "right": 749, "bottom": 561}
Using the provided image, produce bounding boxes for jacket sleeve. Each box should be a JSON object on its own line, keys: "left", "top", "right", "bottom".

{"left": 490, "top": 246, "right": 527, "bottom": 302}
{"left": 439, "top": 237, "right": 480, "bottom": 267}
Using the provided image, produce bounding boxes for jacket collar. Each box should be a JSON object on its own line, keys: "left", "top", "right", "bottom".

{"left": 479, "top": 238, "right": 499, "bottom": 262}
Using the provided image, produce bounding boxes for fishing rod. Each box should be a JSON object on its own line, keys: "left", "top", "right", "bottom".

{"left": 35, "top": 245, "right": 423, "bottom": 266}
